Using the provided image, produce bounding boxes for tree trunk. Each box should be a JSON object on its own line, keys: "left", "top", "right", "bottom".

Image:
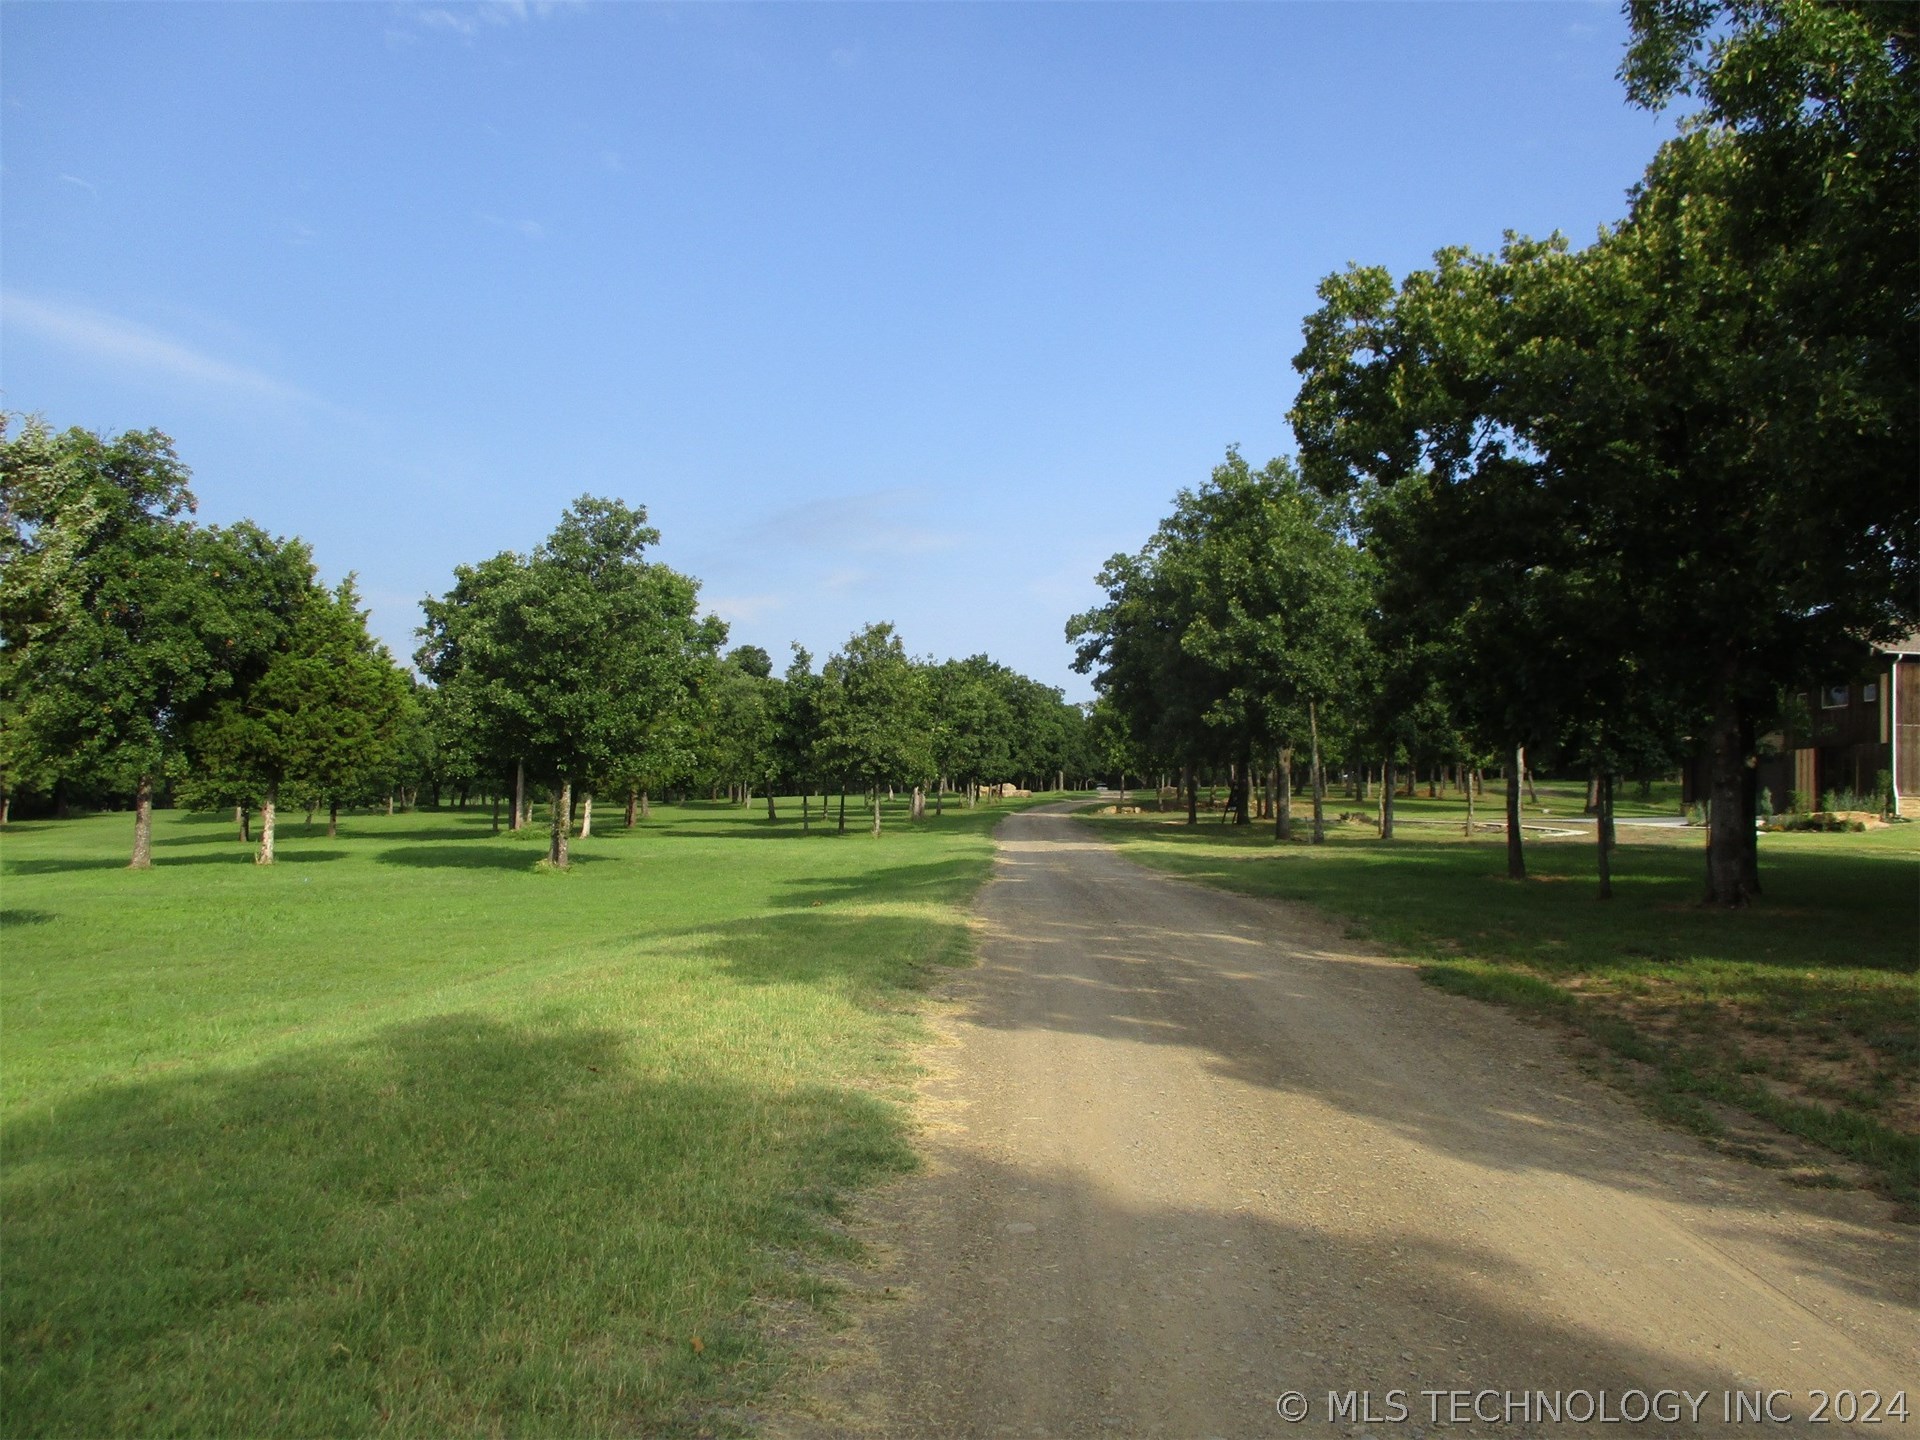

{"left": 1586, "top": 769, "right": 1602, "bottom": 815}
{"left": 549, "top": 781, "right": 571, "bottom": 868}
{"left": 838, "top": 790, "right": 847, "bottom": 835}
{"left": 256, "top": 783, "right": 278, "bottom": 866}
{"left": 1277, "top": 746, "right": 1293, "bottom": 840}
{"left": 328, "top": 799, "right": 339, "bottom": 839}
{"left": 766, "top": 787, "right": 778, "bottom": 821}
{"left": 911, "top": 785, "right": 924, "bottom": 821}
{"left": 872, "top": 786, "right": 883, "bottom": 837}
{"left": 238, "top": 805, "right": 251, "bottom": 844}
{"left": 626, "top": 787, "right": 638, "bottom": 827}
{"left": 493, "top": 792, "right": 502, "bottom": 834}
{"left": 1704, "top": 689, "right": 1761, "bottom": 906}
{"left": 1184, "top": 762, "right": 1197, "bottom": 826}
{"left": 578, "top": 791, "right": 593, "bottom": 839}
{"left": 1522, "top": 748, "right": 1538, "bottom": 804}
{"left": 1379, "top": 758, "right": 1395, "bottom": 841}
{"left": 386, "top": 790, "right": 395, "bottom": 817}
{"left": 936, "top": 777, "right": 944, "bottom": 817}
{"left": 130, "top": 774, "right": 154, "bottom": 869}
{"left": 1309, "top": 701, "right": 1326, "bottom": 844}
{"left": 1505, "top": 744, "right": 1527, "bottom": 880}
{"left": 1738, "top": 712, "right": 1762, "bottom": 896}
{"left": 803, "top": 792, "right": 811, "bottom": 832}
{"left": 1597, "top": 770, "right": 1615, "bottom": 901}
{"left": 515, "top": 760, "right": 528, "bottom": 831}
{"left": 641, "top": 788, "right": 651, "bottom": 820}
{"left": 1465, "top": 765, "right": 1476, "bottom": 836}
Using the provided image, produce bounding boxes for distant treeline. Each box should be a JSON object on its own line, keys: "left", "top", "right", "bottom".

{"left": 0, "top": 421, "right": 1096, "bottom": 868}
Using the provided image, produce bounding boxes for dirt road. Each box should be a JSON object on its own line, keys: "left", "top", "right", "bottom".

{"left": 771, "top": 804, "right": 1915, "bottom": 1438}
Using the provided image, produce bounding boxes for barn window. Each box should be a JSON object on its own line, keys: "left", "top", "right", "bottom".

{"left": 1821, "top": 685, "right": 1851, "bottom": 709}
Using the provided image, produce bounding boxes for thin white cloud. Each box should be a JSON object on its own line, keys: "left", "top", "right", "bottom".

{"left": 58, "top": 173, "right": 99, "bottom": 199}
{"left": 824, "top": 567, "right": 866, "bottom": 592}
{"left": 2, "top": 292, "right": 336, "bottom": 413}
{"left": 393, "top": 1, "right": 582, "bottom": 41}
{"left": 738, "top": 489, "right": 960, "bottom": 558}
{"left": 706, "top": 593, "right": 788, "bottom": 624}
{"left": 477, "top": 211, "right": 547, "bottom": 240}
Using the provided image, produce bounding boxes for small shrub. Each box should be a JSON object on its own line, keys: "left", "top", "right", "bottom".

{"left": 1822, "top": 786, "right": 1878, "bottom": 815}
{"left": 1756, "top": 787, "right": 1774, "bottom": 819}
{"left": 1873, "top": 769, "right": 1893, "bottom": 815}
{"left": 1685, "top": 802, "right": 1707, "bottom": 826}
{"left": 1789, "top": 789, "right": 1812, "bottom": 815}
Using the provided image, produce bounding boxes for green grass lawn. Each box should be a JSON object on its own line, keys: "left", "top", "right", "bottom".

{"left": 0, "top": 794, "right": 1037, "bottom": 1437}
{"left": 1088, "top": 784, "right": 1920, "bottom": 1203}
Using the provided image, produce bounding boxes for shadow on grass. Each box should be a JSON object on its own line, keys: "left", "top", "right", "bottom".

{"left": 3, "top": 850, "right": 351, "bottom": 876}
{"left": 0, "top": 907, "right": 55, "bottom": 927}
{"left": 629, "top": 812, "right": 1012, "bottom": 843}
{"left": 774, "top": 857, "right": 992, "bottom": 910}
{"left": 1086, "top": 816, "right": 1917, "bottom": 977}
{"left": 1, "top": 1013, "right": 910, "bottom": 1437}
{"left": 372, "top": 843, "right": 617, "bottom": 872}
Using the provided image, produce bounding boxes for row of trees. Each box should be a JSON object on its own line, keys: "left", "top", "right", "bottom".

{"left": 1, "top": 423, "right": 1094, "bottom": 869}
{"left": 0, "top": 420, "right": 408, "bottom": 866}
{"left": 414, "top": 496, "right": 1093, "bottom": 865}
{"left": 1074, "top": 0, "right": 1915, "bottom": 906}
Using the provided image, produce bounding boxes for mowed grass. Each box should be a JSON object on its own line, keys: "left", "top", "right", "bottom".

{"left": 1086, "top": 785, "right": 1920, "bottom": 1202}
{"left": 0, "top": 795, "right": 1026, "bottom": 1437}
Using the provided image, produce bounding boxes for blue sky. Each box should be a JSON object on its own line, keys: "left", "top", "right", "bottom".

{"left": 2, "top": 1, "right": 1677, "bottom": 699}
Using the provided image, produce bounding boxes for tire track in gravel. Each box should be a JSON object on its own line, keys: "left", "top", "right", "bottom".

{"left": 768, "top": 803, "right": 1915, "bottom": 1439}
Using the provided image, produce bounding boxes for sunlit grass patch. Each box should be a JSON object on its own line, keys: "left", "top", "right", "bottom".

{"left": 0, "top": 795, "right": 1029, "bottom": 1436}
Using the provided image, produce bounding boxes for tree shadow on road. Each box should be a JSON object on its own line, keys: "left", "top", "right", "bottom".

{"left": 944, "top": 813, "right": 1918, "bottom": 1318}
{"left": 788, "top": 1148, "right": 1891, "bottom": 1440}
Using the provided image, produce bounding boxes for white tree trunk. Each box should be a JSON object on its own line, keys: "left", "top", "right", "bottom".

{"left": 256, "top": 783, "right": 278, "bottom": 865}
